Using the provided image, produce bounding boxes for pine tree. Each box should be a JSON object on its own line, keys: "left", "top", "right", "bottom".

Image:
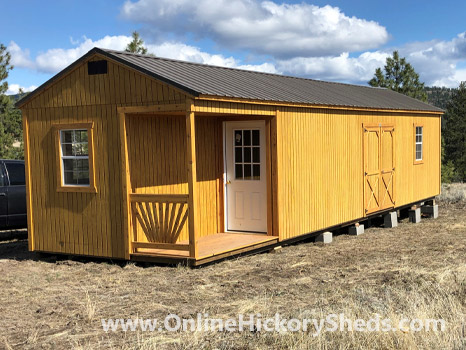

{"left": 125, "top": 31, "right": 148, "bottom": 55}
{"left": 369, "top": 51, "right": 427, "bottom": 102}
{"left": 443, "top": 82, "right": 466, "bottom": 181}
{"left": 0, "top": 43, "right": 22, "bottom": 159}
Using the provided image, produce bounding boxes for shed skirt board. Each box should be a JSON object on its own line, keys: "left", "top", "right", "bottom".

{"left": 224, "top": 121, "right": 267, "bottom": 233}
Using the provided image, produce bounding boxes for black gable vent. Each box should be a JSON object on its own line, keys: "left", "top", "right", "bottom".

{"left": 88, "top": 60, "right": 108, "bottom": 75}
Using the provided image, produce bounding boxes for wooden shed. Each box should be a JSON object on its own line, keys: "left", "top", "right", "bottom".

{"left": 17, "top": 48, "right": 442, "bottom": 265}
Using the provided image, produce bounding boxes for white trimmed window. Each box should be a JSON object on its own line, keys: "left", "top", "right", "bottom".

{"left": 54, "top": 123, "right": 96, "bottom": 192}
{"left": 60, "top": 129, "right": 90, "bottom": 185}
{"left": 415, "top": 126, "right": 423, "bottom": 161}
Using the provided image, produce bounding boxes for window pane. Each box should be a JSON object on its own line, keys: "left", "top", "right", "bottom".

{"left": 235, "top": 147, "right": 242, "bottom": 163}
{"left": 77, "top": 172, "right": 90, "bottom": 185}
{"left": 72, "top": 143, "right": 88, "bottom": 156}
{"left": 77, "top": 159, "right": 89, "bottom": 171}
{"left": 243, "top": 164, "right": 252, "bottom": 180}
{"left": 252, "top": 130, "right": 260, "bottom": 146}
{"left": 5, "top": 162, "right": 25, "bottom": 186}
{"left": 64, "top": 171, "right": 76, "bottom": 185}
{"left": 61, "top": 130, "right": 73, "bottom": 143}
{"left": 244, "top": 147, "right": 251, "bottom": 163}
{"left": 234, "top": 130, "right": 242, "bottom": 146}
{"left": 235, "top": 164, "right": 243, "bottom": 179}
{"left": 62, "top": 143, "right": 73, "bottom": 156}
{"left": 63, "top": 159, "right": 74, "bottom": 171}
{"left": 416, "top": 144, "right": 422, "bottom": 153}
{"left": 243, "top": 130, "right": 251, "bottom": 146}
{"left": 63, "top": 158, "right": 90, "bottom": 185}
{"left": 80, "top": 130, "right": 88, "bottom": 142}
{"left": 253, "top": 164, "right": 260, "bottom": 180}
{"left": 253, "top": 147, "right": 260, "bottom": 163}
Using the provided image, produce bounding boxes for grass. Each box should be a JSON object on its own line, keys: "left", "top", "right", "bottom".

{"left": 0, "top": 191, "right": 465, "bottom": 349}
{"left": 439, "top": 183, "right": 466, "bottom": 203}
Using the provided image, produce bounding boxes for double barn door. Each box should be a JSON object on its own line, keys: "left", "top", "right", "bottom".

{"left": 363, "top": 125, "right": 395, "bottom": 214}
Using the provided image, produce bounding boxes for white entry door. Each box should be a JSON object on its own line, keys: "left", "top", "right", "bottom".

{"left": 224, "top": 121, "right": 267, "bottom": 232}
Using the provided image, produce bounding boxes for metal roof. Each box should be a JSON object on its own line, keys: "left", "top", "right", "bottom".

{"left": 17, "top": 47, "right": 443, "bottom": 113}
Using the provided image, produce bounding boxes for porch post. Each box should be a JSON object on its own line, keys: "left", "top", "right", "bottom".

{"left": 119, "top": 110, "right": 132, "bottom": 260}
{"left": 186, "top": 99, "right": 198, "bottom": 258}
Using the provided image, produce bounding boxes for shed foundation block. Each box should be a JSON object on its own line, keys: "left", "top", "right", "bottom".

{"left": 316, "top": 231, "right": 333, "bottom": 244}
{"left": 349, "top": 224, "right": 364, "bottom": 235}
{"left": 409, "top": 208, "right": 421, "bottom": 223}
{"left": 421, "top": 204, "right": 438, "bottom": 219}
{"left": 384, "top": 211, "right": 398, "bottom": 228}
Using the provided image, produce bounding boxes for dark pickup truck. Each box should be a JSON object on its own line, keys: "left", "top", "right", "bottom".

{"left": 0, "top": 160, "right": 27, "bottom": 229}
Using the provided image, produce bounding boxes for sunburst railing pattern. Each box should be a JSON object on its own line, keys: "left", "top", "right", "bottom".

{"left": 130, "top": 194, "right": 190, "bottom": 252}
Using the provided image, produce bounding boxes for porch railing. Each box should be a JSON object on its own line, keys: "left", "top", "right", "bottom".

{"left": 129, "top": 193, "right": 190, "bottom": 253}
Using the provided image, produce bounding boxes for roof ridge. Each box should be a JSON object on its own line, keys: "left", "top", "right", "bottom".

{"left": 99, "top": 48, "right": 388, "bottom": 92}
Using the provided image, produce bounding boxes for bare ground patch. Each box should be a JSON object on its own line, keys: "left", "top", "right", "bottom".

{"left": 0, "top": 202, "right": 465, "bottom": 349}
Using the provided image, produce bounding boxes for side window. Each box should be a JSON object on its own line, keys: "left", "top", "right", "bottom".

{"left": 414, "top": 125, "right": 423, "bottom": 164}
{"left": 5, "top": 162, "right": 25, "bottom": 186}
{"left": 60, "top": 129, "right": 90, "bottom": 185}
{"left": 54, "top": 123, "right": 96, "bottom": 193}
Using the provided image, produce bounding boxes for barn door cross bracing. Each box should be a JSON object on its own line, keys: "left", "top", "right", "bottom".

{"left": 363, "top": 124, "right": 395, "bottom": 214}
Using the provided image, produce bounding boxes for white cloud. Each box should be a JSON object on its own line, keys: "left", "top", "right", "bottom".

{"left": 147, "top": 42, "right": 277, "bottom": 73}
{"left": 7, "top": 30, "right": 466, "bottom": 90}
{"left": 8, "top": 36, "right": 131, "bottom": 74}
{"left": 277, "top": 51, "right": 389, "bottom": 83}
{"left": 6, "top": 84, "right": 37, "bottom": 95}
{"left": 398, "top": 32, "right": 466, "bottom": 87}
{"left": 8, "top": 41, "right": 35, "bottom": 69}
{"left": 9, "top": 37, "right": 277, "bottom": 78}
{"left": 275, "top": 32, "right": 466, "bottom": 87}
{"left": 121, "top": 0, "right": 389, "bottom": 58}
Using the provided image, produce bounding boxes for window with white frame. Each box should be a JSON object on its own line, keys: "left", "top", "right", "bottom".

{"left": 415, "top": 126, "right": 423, "bottom": 161}
{"left": 60, "top": 129, "right": 90, "bottom": 185}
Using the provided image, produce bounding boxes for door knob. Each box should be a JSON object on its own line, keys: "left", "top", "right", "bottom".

{"left": 226, "top": 180, "right": 231, "bottom": 185}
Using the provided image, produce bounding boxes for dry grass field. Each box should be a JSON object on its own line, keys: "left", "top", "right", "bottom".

{"left": 0, "top": 188, "right": 465, "bottom": 349}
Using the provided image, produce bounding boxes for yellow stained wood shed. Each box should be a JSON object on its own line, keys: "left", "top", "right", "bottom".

{"left": 16, "top": 48, "right": 443, "bottom": 265}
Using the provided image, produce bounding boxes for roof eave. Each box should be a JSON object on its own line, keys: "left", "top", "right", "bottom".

{"left": 197, "top": 94, "right": 445, "bottom": 115}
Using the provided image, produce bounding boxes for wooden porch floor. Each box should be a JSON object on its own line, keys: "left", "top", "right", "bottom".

{"left": 131, "top": 232, "right": 278, "bottom": 264}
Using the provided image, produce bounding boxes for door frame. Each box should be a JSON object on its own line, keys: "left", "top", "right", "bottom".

{"left": 362, "top": 123, "right": 396, "bottom": 215}
{"left": 222, "top": 119, "right": 273, "bottom": 235}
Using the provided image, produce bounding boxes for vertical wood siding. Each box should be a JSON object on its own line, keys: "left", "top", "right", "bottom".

{"left": 21, "top": 52, "right": 441, "bottom": 258}
{"left": 22, "top": 55, "right": 188, "bottom": 258}
{"left": 276, "top": 108, "right": 441, "bottom": 240}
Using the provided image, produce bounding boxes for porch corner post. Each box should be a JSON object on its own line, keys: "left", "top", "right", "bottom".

{"left": 118, "top": 109, "right": 132, "bottom": 260}
{"left": 186, "top": 99, "right": 199, "bottom": 259}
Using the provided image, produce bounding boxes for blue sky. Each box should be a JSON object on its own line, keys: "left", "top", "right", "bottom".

{"left": 2, "top": 0, "right": 466, "bottom": 94}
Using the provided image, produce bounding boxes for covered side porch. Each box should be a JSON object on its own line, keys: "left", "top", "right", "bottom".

{"left": 118, "top": 100, "right": 279, "bottom": 265}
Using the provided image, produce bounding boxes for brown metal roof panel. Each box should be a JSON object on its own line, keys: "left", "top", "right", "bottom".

{"left": 17, "top": 48, "right": 444, "bottom": 113}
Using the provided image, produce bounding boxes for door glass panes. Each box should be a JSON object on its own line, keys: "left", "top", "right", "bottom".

{"left": 234, "top": 129, "right": 261, "bottom": 180}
